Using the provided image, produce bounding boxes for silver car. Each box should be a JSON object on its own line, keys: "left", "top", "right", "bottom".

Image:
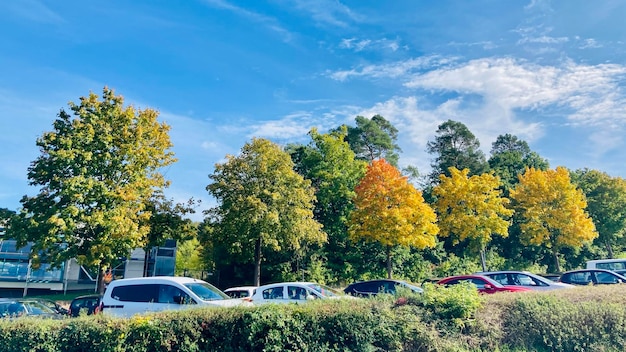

{"left": 477, "top": 270, "right": 574, "bottom": 291}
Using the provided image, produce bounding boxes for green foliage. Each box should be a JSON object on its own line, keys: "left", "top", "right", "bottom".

{"left": 341, "top": 114, "right": 402, "bottom": 166}
{"left": 206, "top": 138, "right": 326, "bottom": 285}
{"left": 488, "top": 134, "right": 549, "bottom": 191}
{"left": 501, "top": 294, "right": 626, "bottom": 352}
{"left": 571, "top": 168, "right": 626, "bottom": 257}
{"left": 287, "top": 127, "right": 367, "bottom": 285}
{"left": 426, "top": 120, "right": 488, "bottom": 185}
{"left": 9, "top": 87, "right": 176, "bottom": 290}
{"left": 420, "top": 282, "right": 484, "bottom": 325}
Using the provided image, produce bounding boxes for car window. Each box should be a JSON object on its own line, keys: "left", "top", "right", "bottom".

{"left": 563, "top": 272, "right": 592, "bottom": 284}
{"left": 287, "top": 286, "right": 308, "bottom": 300}
{"left": 489, "top": 274, "right": 509, "bottom": 285}
{"left": 111, "top": 284, "right": 159, "bottom": 302}
{"left": 184, "top": 282, "right": 229, "bottom": 301}
{"left": 226, "top": 290, "right": 249, "bottom": 298}
{"left": 262, "top": 287, "right": 284, "bottom": 300}
{"left": 307, "top": 283, "right": 338, "bottom": 297}
{"left": 595, "top": 272, "right": 620, "bottom": 284}
{"left": 158, "top": 284, "right": 194, "bottom": 304}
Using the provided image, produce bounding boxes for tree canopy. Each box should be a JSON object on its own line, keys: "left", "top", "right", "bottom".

{"left": 10, "top": 87, "right": 176, "bottom": 292}
{"left": 348, "top": 159, "right": 438, "bottom": 278}
{"left": 571, "top": 169, "right": 626, "bottom": 258}
{"left": 427, "top": 120, "right": 488, "bottom": 184}
{"left": 433, "top": 167, "right": 513, "bottom": 270}
{"left": 206, "top": 138, "right": 326, "bottom": 286}
{"left": 509, "top": 167, "right": 597, "bottom": 272}
{"left": 341, "top": 115, "right": 402, "bottom": 166}
{"left": 488, "top": 134, "right": 549, "bottom": 190}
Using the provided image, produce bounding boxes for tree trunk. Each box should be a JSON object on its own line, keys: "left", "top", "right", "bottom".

{"left": 606, "top": 241, "right": 614, "bottom": 259}
{"left": 96, "top": 265, "right": 106, "bottom": 294}
{"left": 386, "top": 245, "right": 392, "bottom": 279}
{"left": 553, "top": 249, "right": 561, "bottom": 273}
{"left": 254, "top": 238, "right": 262, "bottom": 286}
{"left": 480, "top": 249, "right": 487, "bottom": 272}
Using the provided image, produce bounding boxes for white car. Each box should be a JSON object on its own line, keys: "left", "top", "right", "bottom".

{"left": 101, "top": 276, "right": 245, "bottom": 317}
{"left": 224, "top": 286, "right": 257, "bottom": 299}
{"left": 250, "top": 282, "right": 349, "bottom": 304}
{"left": 477, "top": 270, "right": 574, "bottom": 291}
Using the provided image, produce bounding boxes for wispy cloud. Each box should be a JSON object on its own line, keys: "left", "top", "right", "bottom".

{"left": 328, "top": 55, "right": 457, "bottom": 81}
{"left": 288, "top": 0, "right": 362, "bottom": 28}
{"left": 201, "top": 0, "right": 295, "bottom": 42}
{"left": 339, "top": 37, "right": 404, "bottom": 52}
{"left": 1, "top": 0, "right": 64, "bottom": 24}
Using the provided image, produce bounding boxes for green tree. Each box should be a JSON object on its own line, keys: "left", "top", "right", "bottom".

{"left": 509, "top": 167, "right": 598, "bottom": 272}
{"left": 10, "top": 87, "right": 176, "bottom": 293}
{"left": 426, "top": 120, "right": 488, "bottom": 185}
{"left": 348, "top": 159, "right": 438, "bottom": 278}
{"left": 341, "top": 115, "right": 402, "bottom": 166}
{"left": 433, "top": 167, "right": 513, "bottom": 271}
{"left": 144, "top": 192, "right": 199, "bottom": 249}
{"left": 175, "top": 237, "right": 205, "bottom": 277}
{"left": 488, "top": 134, "right": 549, "bottom": 191}
{"left": 206, "top": 138, "right": 326, "bottom": 286}
{"left": 287, "top": 127, "right": 367, "bottom": 283}
{"left": 571, "top": 169, "right": 626, "bottom": 258}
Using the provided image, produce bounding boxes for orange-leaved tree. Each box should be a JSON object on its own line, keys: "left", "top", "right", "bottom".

{"left": 348, "top": 159, "right": 438, "bottom": 278}
{"left": 433, "top": 167, "right": 513, "bottom": 271}
{"left": 509, "top": 167, "right": 597, "bottom": 272}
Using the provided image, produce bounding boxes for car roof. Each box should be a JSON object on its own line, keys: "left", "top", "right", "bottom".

{"left": 256, "top": 282, "right": 317, "bottom": 289}
{"left": 106, "top": 276, "right": 206, "bottom": 286}
{"left": 224, "top": 286, "right": 257, "bottom": 291}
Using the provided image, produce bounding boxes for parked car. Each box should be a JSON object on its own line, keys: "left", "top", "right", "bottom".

{"left": 476, "top": 271, "right": 574, "bottom": 291}
{"left": 251, "top": 282, "right": 349, "bottom": 304}
{"left": 101, "top": 276, "right": 245, "bottom": 317}
{"left": 224, "top": 286, "right": 257, "bottom": 299}
{"left": 31, "top": 298, "right": 70, "bottom": 315}
{"left": 0, "top": 299, "right": 64, "bottom": 319}
{"left": 586, "top": 258, "right": 626, "bottom": 271}
{"left": 436, "top": 275, "right": 533, "bottom": 294}
{"left": 558, "top": 269, "right": 626, "bottom": 285}
{"left": 344, "top": 279, "right": 423, "bottom": 297}
{"left": 69, "top": 294, "right": 102, "bottom": 317}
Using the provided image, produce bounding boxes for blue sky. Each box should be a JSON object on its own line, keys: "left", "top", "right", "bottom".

{"left": 2, "top": 0, "right": 626, "bottom": 221}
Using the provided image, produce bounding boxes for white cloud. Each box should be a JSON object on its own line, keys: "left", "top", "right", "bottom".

{"left": 339, "top": 37, "right": 403, "bottom": 53}
{"left": 329, "top": 55, "right": 456, "bottom": 81}
{"left": 201, "top": 0, "right": 295, "bottom": 42}
{"left": 404, "top": 58, "right": 626, "bottom": 125}
{"left": 288, "top": 0, "right": 362, "bottom": 28}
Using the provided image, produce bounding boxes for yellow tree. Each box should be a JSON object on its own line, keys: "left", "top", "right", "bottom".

{"left": 348, "top": 159, "right": 438, "bottom": 278}
{"left": 433, "top": 167, "right": 513, "bottom": 271}
{"left": 509, "top": 167, "right": 597, "bottom": 272}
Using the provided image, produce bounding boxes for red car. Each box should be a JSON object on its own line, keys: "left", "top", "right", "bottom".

{"left": 436, "top": 274, "right": 532, "bottom": 294}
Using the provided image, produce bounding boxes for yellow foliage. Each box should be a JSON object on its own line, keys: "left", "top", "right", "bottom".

{"left": 509, "top": 167, "right": 597, "bottom": 249}
{"left": 348, "top": 159, "right": 438, "bottom": 249}
{"left": 433, "top": 167, "right": 513, "bottom": 248}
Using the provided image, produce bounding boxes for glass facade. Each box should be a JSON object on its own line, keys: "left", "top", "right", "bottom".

{"left": 0, "top": 239, "right": 64, "bottom": 282}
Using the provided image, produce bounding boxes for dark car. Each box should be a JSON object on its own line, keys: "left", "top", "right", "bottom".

{"left": 343, "top": 279, "right": 423, "bottom": 297}
{"left": 558, "top": 269, "right": 626, "bottom": 285}
{"left": 0, "top": 299, "right": 63, "bottom": 319}
{"left": 68, "top": 294, "right": 102, "bottom": 317}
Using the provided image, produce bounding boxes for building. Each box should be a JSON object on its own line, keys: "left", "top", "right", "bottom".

{"left": 0, "top": 226, "right": 177, "bottom": 294}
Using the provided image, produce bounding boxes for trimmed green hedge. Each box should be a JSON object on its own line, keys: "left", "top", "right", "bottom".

{"left": 1, "top": 285, "right": 625, "bottom": 352}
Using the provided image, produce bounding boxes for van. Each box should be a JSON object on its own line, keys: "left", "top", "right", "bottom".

{"left": 101, "top": 276, "right": 244, "bottom": 317}
{"left": 586, "top": 259, "right": 626, "bottom": 271}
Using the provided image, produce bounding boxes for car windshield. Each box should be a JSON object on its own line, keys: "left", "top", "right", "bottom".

{"left": 22, "top": 301, "right": 56, "bottom": 314}
{"left": 401, "top": 282, "right": 424, "bottom": 292}
{"left": 306, "top": 283, "right": 341, "bottom": 297}
{"left": 184, "top": 282, "right": 229, "bottom": 301}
